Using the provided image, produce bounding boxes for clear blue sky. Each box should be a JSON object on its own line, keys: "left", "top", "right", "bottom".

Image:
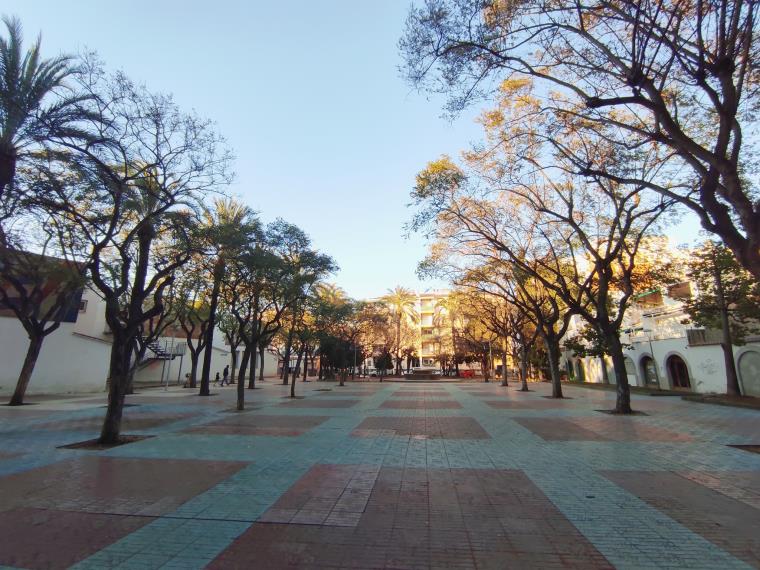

{"left": 5, "top": 1, "right": 700, "bottom": 298}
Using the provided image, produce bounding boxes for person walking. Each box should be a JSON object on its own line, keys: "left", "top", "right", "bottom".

{"left": 214, "top": 372, "right": 220, "bottom": 386}
{"left": 221, "top": 365, "right": 230, "bottom": 386}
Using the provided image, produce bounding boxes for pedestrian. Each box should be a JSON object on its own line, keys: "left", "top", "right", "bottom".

{"left": 214, "top": 372, "right": 220, "bottom": 386}
{"left": 221, "top": 365, "right": 230, "bottom": 386}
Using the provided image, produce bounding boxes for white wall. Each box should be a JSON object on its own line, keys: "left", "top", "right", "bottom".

{"left": 562, "top": 337, "right": 760, "bottom": 395}
{"left": 133, "top": 336, "right": 279, "bottom": 387}
{"left": 0, "top": 317, "right": 111, "bottom": 397}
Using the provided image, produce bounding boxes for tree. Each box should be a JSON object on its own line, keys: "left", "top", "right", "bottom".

{"left": 380, "top": 286, "right": 419, "bottom": 375}
{"left": 0, "top": 248, "right": 85, "bottom": 405}
{"left": 402, "top": 0, "right": 760, "bottom": 283}
{"left": 171, "top": 261, "right": 212, "bottom": 389}
{"left": 683, "top": 240, "right": 760, "bottom": 396}
{"left": 198, "top": 198, "right": 259, "bottom": 397}
{"left": 410, "top": 74, "right": 674, "bottom": 412}
{"left": 0, "top": 17, "right": 92, "bottom": 207}
{"left": 49, "top": 69, "right": 231, "bottom": 444}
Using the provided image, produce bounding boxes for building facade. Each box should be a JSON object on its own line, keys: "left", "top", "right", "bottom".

{"left": 561, "top": 281, "right": 760, "bottom": 396}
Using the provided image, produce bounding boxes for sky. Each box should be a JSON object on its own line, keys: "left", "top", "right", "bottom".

{"left": 5, "top": 1, "right": 701, "bottom": 299}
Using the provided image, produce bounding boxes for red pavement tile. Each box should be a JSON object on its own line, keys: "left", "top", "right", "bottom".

{"left": 678, "top": 470, "right": 760, "bottom": 510}
{"left": 603, "top": 471, "right": 760, "bottom": 567}
{"left": 277, "top": 399, "right": 360, "bottom": 408}
{"left": 184, "top": 414, "right": 329, "bottom": 436}
{"left": 513, "top": 418, "right": 608, "bottom": 441}
{"left": 0, "top": 507, "right": 152, "bottom": 570}
{"left": 513, "top": 417, "right": 692, "bottom": 442}
{"left": 36, "top": 411, "right": 194, "bottom": 431}
{"left": 0, "top": 456, "right": 246, "bottom": 516}
{"left": 391, "top": 390, "right": 448, "bottom": 397}
{"left": 260, "top": 464, "right": 380, "bottom": 528}
{"left": 352, "top": 417, "right": 490, "bottom": 439}
{"left": 214, "top": 467, "right": 610, "bottom": 569}
{"left": 380, "top": 400, "right": 462, "bottom": 410}
{"left": 318, "top": 390, "right": 376, "bottom": 396}
{"left": 485, "top": 399, "right": 568, "bottom": 409}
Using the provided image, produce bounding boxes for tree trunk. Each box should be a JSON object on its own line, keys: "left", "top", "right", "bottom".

{"left": 125, "top": 340, "right": 144, "bottom": 395}
{"left": 518, "top": 341, "right": 529, "bottom": 391}
{"left": 600, "top": 356, "right": 610, "bottom": 384}
{"left": 229, "top": 346, "right": 238, "bottom": 384}
{"left": 395, "top": 318, "right": 402, "bottom": 375}
{"left": 200, "top": 261, "right": 224, "bottom": 396}
{"left": 291, "top": 349, "right": 304, "bottom": 397}
{"left": 238, "top": 346, "right": 250, "bottom": 385}
{"left": 714, "top": 263, "right": 741, "bottom": 396}
{"left": 281, "top": 328, "right": 294, "bottom": 383}
{"left": 259, "top": 344, "right": 265, "bottom": 382}
{"left": 188, "top": 351, "right": 199, "bottom": 388}
{"left": 99, "top": 338, "right": 131, "bottom": 444}
{"left": 248, "top": 347, "right": 257, "bottom": 389}
{"left": 501, "top": 346, "right": 509, "bottom": 387}
{"left": 544, "top": 334, "right": 564, "bottom": 398}
{"left": 605, "top": 332, "right": 633, "bottom": 414}
{"left": 9, "top": 331, "right": 44, "bottom": 406}
{"left": 236, "top": 348, "right": 247, "bottom": 411}
{"left": 720, "top": 325, "right": 741, "bottom": 396}
{"left": 482, "top": 354, "right": 491, "bottom": 383}
{"left": 303, "top": 350, "right": 309, "bottom": 382}
{"left": 339, "top": 369, "right": 346, "bottom": 386}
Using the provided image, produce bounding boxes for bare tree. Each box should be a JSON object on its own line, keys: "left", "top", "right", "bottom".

{"left": 402, "top": 0, "right": 760, "bottom": 282}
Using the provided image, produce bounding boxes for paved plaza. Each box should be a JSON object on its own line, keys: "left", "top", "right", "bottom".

{"left": 0, "top": 380, "right": 759, "bottom": 569}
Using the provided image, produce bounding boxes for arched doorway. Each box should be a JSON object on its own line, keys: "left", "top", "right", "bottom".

{"left": 738, "top": 350, "right": 760, "bottom": 397}
{"left": 640, "top": 356, "right": 658, "bottom": 386}
{"left": 667, "top": 355, "right": 691, "bottom": 389}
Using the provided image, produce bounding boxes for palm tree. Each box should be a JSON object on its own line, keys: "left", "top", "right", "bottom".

{"left": 0, "top": 16, "right": 86, "bottom": 202}
{"left": 198, "top": 198, "right": 259, "bottom": 396}
{"left": 380, "top": 286, "right": 418, "bottom": 375}
{"left": 435, "top": 294, "right": 461, "bottom": 376}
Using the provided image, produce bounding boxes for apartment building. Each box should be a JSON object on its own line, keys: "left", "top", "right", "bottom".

{"left": 417, "top": 290, "right": 452, "bottom": 367}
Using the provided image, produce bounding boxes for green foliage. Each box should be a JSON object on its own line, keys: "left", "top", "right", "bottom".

{"left": 682, "top": 241, "right": 760, "bottom": 345}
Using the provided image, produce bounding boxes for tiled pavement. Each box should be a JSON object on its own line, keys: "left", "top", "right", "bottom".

{"left": 0, "top": 381, "right": 759, "bottom": 569}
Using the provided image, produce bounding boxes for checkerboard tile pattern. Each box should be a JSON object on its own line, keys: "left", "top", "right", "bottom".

{"left": 0, "top": 379, "right": 758, "bottom": 569}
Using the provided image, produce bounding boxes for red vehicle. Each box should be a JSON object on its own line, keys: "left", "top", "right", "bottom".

{"left": 460, "top": 370, "right": 475, "bottom": 378}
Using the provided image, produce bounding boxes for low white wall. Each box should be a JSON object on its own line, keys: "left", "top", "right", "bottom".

{"left": 0, "top": 317, "right": 110, "bottom": 397}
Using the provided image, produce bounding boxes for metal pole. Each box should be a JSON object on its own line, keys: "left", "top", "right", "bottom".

{"left": 648, "top": 334, "right": 661, "bottom": 386}
{"left": 176, "top": 352, "right": 184, "bottom": 385}
{"left": 165, "top": 338, "right": 173, "bottom": 390}
{"left": 160, "top": 351, "right": 167, "bottom": 391}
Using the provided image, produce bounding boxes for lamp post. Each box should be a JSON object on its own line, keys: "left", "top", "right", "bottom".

{"left": 641, "top": 328, "right": 661, "bottom": 387}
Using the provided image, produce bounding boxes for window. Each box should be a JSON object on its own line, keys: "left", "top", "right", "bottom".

{"left": 79, "top": 299, "right": 88, "bottom": 313}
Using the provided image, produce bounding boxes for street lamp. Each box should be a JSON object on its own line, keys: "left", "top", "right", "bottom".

{"left": 640, "top": 328, "right": 661, "bottom": 386}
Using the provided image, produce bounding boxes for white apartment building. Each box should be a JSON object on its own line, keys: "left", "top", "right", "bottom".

{"left": 417, "top": 290, "right": 452, "bottom": 367}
